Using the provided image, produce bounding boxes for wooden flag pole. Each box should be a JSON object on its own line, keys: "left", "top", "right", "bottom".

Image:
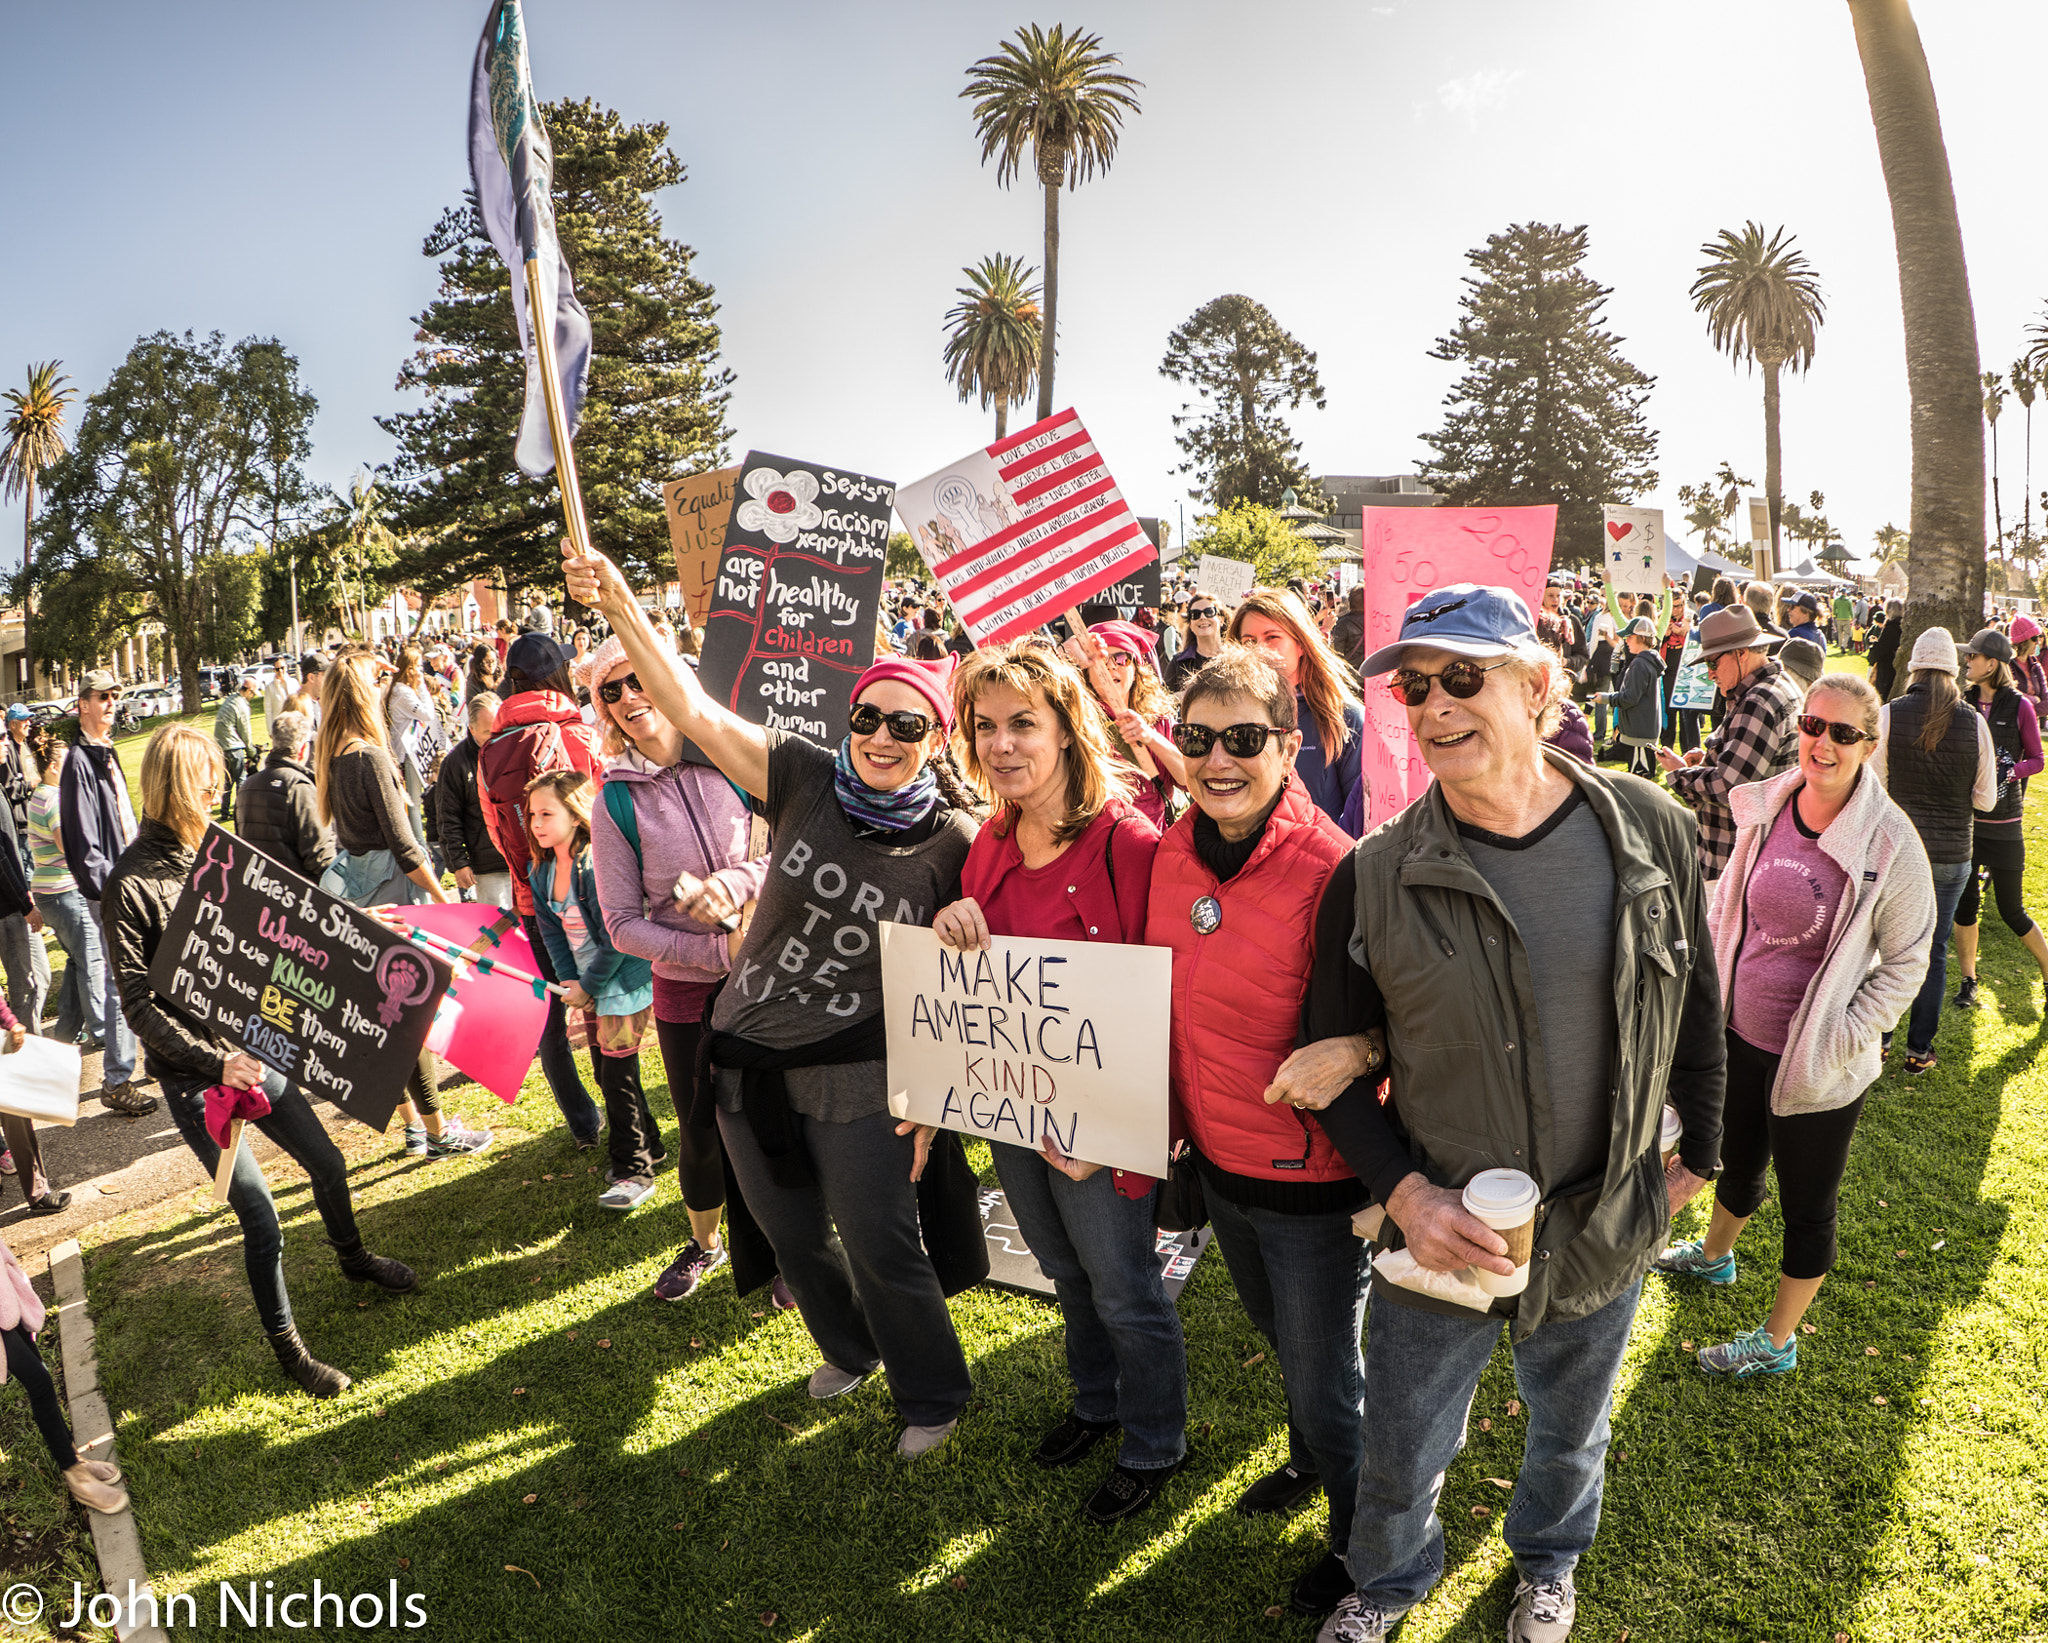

{"left": 212, "top": 1119, "right": 245, "bottom": 1205}
{"left": 1063, "top": 603, "right": 1160, "bottom": 779}
{"left": 524, "top": 257, "right": 593, "bottom": 564}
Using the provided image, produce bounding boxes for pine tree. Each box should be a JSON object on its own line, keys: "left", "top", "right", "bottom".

{"left": 1418, "top": 223, "right": 1657, "bottom": 567}
{"left": 1161, "top": 294, "right": 1326, "bottom": 508}
{"left": 380, "top": 99, "right": 734, "bottom": 602}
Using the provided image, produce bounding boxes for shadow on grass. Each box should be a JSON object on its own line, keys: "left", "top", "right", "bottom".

{"left": 80, "top": 1111, "right": 1332, "bottom": 1642}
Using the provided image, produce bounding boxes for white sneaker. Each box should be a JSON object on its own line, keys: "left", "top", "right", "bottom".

{"left": 807, "top": 1363, "right": 866, "bottom": 1400}
{"left": 1507, "top": 1576, "right": 1576, "bottom": 1643}
{"left": 1318, "top": 1594, "right": 1398, "bottom": 1642}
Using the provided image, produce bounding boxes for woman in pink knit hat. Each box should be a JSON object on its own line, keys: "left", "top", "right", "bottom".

{"left": 1069, "top": 619, "right": 1185, "bottom": 830}
{"left": 565, "top": 542, "right": 990, "bottom": 1461}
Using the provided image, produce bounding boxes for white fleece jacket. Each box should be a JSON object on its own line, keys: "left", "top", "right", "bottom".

{"left": 1709, "top": 765, "right": 1936, "bottom": 1115}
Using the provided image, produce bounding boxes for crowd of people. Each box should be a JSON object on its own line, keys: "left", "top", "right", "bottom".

{"left": 0, "top": 544, "right": 2034, "bottom": 1641}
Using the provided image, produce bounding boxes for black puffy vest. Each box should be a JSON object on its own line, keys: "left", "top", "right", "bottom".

{"left": 1885, "top": 686, "right": 1980, "bottom": 863}
{"left": 1977, "top": 685, "right": 2028, "bottom": 826}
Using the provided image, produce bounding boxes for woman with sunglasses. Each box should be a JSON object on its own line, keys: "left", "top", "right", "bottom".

{"left": 1164, "top": 594, "right": 1227, "bottom": 691}
{"left": 1226, "top": 589, "right": 1366, "bottom": 835}
{"left": 1656, "top": 675, "right": 1934, "bottom": 1377}
{"left": 1949, "top": 627, "right": 2048, "bottom": 1010}
{"left": 930, "top": 642, "right": 1185, "bottom": 1524}
{"left": 580, "top": 639, "right": 772, "bottom": 1291}
{"left": 1143, "top": 645, "right": 1365, "bottom": 1615}
{"left": 562, "top": 540, "right": 986, "bottom": 1460}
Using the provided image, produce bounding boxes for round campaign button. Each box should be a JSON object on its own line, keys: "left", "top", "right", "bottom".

{"left": 1189, "top": 895, "right": 1222, "bottom": 935}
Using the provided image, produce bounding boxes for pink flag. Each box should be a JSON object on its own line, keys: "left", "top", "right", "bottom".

{"left": 1358, "top": 506, "right": 1556, "bottom": 831}
{"left": 381, "top": 904, "right": 549, "bottom": 1105}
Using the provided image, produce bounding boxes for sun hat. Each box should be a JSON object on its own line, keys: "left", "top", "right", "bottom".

{"left": 1696, "top": 606, "right": 1786, "bottom": 661}
{"left": 1907, "top": 627, "right": 1959, "bottom": 674}
{"left": 1777, "top": 638, "right": 1825, "bottom": 689}
{"left": 1962, "top": 627, "right": 2015, "bottom": 665}
{"left": 1359, "top": 583, "right": 1538, "bottom": 675}
{"left": 851, "top": 653, "right": 958, "bottom": 735}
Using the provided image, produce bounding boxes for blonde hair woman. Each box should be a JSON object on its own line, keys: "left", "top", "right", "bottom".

{"left": 1227, "top": 588, "right": 1367, "bottom": 834}
{"left": 313, "top": 656, "right": 488, "bottom": 1162}
{"left": 103, "top": 725, "right": 419, "bottom": 1399}
{"left": 932, "top": 641, "right": 1184, "bottom": 1522}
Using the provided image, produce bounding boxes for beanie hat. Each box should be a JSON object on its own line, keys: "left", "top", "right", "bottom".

{"left": 1907, "top": 626, "right": 1959, "bottom": 675}
{"left": 575, "top": 635, "right": 635, "bottom": 729}
{"left": 1088, "top": 620, "right": 1158, "bottom": 660}
{"left": 851, "top": 653, "right": 958, "bottom": 735}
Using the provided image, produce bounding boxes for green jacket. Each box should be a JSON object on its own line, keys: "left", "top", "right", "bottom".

{"left": 1351, "top": 750, "right": 1725, "bottom": 1338}
{"left": 213, "top": 693, "right": 254, "bottom": 758}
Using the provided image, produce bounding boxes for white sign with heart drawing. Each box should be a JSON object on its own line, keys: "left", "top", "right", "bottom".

{"left": 1601, "top": 505, "right": 1665, "bottom": 600}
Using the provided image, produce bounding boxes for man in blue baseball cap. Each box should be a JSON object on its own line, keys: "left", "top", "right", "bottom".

{"left": 2, "top": 704, "right": 38, "bottom": 853}
{"left": 1278, "top": 582, "right": 1726, "bottom": 1643}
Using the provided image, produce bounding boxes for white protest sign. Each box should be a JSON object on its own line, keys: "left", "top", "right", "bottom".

{"left": 1195, "top": 553, "right": 1256, "bottom": 606}
{"left": 880, "top": 923, "right": 1171, "bottom": 1177}
{"left": 1601, "top": 505, "right": 1665, "bottom": 600}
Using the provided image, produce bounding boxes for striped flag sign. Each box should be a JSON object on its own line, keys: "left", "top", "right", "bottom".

{"left": 896, "top": 409, "right": 1157, "bottom": 644}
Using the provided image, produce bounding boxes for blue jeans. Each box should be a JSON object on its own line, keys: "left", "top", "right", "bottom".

{"left": 0, "top": 912, "right": 48, "bottom": 1045}
{"left": 520, "top": 912, "right": 602, "bottom": 1144}
{"left": 84, "top": 899, "right": 137, "bottom": 1087}
{"left": 160, "top": 1067, "right": 360, "bottom": 1336}
{"left": 991, "top": 1142, "right": 1188, "bottom": 1470}
{"left": 1905, "top": 860, "right": 1972, "bottom": 1056}
{"left": 1349, "top": 1278, "right": 1642, "bottom": 1612}
{"left": 35, "top": 888, "right": 106, "bottom": 1046}
{"left": 1205, "top": 1188, "right": 1371, "bottom": 1550}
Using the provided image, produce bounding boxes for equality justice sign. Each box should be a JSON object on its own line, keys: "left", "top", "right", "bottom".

{"left": 663, "top": 466, "right": 739, "bottom": 629}
{"left": 696, "top": 452, "right": 894, "bottom": 746}
{"left": 146, "top": 828, "right": 450, "bottom": 1134}
{"left": 896, "top": 409, "right": 1157, "bottom": 645}
{"left": 1358, "top": 505, "right": 1556, "bottom": 831}
{"left": 880, "top": 923, "right": 1171, "bottom": 1177}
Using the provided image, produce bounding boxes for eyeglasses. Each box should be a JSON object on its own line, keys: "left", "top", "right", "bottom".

{"left": 1385, "top": 659, "right": 1510, "bottom": 708}
{"left": 850, "top": 703, "right": 935, "bottom": 742}
{"left": 1798, "top": 714, "right": 1878, "bottom": 746}
{"left": 1187, "top": 607, "right": 1218, "bottom": 620}
{"left": 1170, "top": 721, "right": 1284, "bottom": 759}
{"left": 596, "top": 673, "right": 642, "bottom": 705}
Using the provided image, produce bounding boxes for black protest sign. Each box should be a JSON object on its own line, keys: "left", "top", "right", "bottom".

{"left": 146, "top": 827, "right": 449, "bottom": 1134}
{"left": 696, "top": 452, "right": 893, "bottom": 746}
{"left": 1096, "top": 554, "right": 1161, "bottom": 614}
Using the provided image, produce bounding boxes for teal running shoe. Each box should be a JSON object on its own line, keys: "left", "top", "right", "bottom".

{"left": 1652, "top": 1238, "right": 1737, "bottom": 1284}
{"left": 1698, "top": 1325, "right": 1797, "bottom": 1378}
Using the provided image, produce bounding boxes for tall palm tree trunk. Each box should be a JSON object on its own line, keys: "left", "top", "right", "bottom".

{"left": 1848, "top": 0, "right": 1984, "bottom": 684}
{"left": 20, "top": 475, "right": 32, "bottom": 699}
{"left": 995, "top": 403, "right": 1009, "bottom": 441}
{"left": 1762, "top": 359, "right": 1784, "bottom": 566}
{"left": 1989, "top": 415, "right": 2004, "bottom": 565}
{"left": 1037, "top": 174, "right": 1061, "bottom": 422}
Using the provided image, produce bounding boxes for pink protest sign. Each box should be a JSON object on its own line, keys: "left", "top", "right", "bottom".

{"left": 382, "top": 904, "right": 550, "bottom": 1104}
{"left": 1357, "top": 505, "right": 1556, "bottom": 830}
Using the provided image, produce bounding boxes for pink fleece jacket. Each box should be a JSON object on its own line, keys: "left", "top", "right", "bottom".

{"left": 0, "top": 1237, "right": 46, "bottom": 1364}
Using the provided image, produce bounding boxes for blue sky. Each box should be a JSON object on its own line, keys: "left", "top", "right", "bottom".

{"left": 5, "top": 0, "right": 2043, "bottom": 566}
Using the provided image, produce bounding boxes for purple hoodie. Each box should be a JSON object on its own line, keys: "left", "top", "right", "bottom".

{"left": 590, "top": 748, "right": 771, "bottom": 988}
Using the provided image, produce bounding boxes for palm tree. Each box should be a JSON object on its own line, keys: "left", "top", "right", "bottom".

{"left": 963, "top": 24, "right": 1142, "bottom": 423}
{"left": 2011, "top": 356, "right": 2038, "bottom": 558}
{"left": 1690, "top": 224, "right": 1826, "bottom": 570}
{"left": 0, "top": 362, "right": 77, "bottom": 697}
{"left": 1847, "top": 0, "right": 1985, "bottom": 673}
{"left": 941, "top": 254, "right": 1042, "bottom": 440}
{"left": 1874, "top": 522, "right": 1910, "bottom": 563}
{"left": 1982, "top": 369, "right": 2008, "bottom": 566}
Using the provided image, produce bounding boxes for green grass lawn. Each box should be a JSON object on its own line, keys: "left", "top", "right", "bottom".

{"left": 15, "top": 655, "right": 2048, "bottom": 1640}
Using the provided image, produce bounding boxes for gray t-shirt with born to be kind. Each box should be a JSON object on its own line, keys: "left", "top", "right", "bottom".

{"left": 710, "top": 731, "right": 977, "bottom": 1123}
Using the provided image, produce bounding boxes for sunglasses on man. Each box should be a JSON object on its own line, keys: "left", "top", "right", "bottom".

{"left": 849, "top": 703, "right": 935, "bottom": 742}
{"left": 1798, "top": 714, "right": 1877, "bottom": 746}
{"left": 1385, "top": 658, "right": 1510, "bottom": 708}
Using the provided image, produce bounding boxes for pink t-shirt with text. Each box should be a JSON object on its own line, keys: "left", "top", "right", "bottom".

{"left": 1729, "top": 795, "right": 1849, "bottom": 1055}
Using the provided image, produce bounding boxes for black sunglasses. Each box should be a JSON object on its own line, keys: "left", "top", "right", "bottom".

{"left": 597, "top": 673, "right": 642, "bottom": 705}
{"left": 1171, "top": 721, "right": 1284, "bottom": 759}
{"left": 1187, "top": 606, "right": 1218, "bottom": 620}
{"left": 850, "top": 703, "right": 935, "bottom": 742}
{"left": 1798, "top": 714, "right": 1878, "bottom": 746}
{"left": 1385, "top": 658, "right": 1510, "bottom": 707}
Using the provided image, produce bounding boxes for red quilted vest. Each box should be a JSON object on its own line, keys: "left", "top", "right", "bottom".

{"left": 1145, "top": 781, "right": 1355, "bottom": 1183}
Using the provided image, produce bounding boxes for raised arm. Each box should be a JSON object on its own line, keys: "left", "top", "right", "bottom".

{"left": 562, "top": 540, "right": 770, "bottom": 799}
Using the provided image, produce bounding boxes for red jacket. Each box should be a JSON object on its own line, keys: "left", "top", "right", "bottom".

{"left": 477, "top": 691, "right": 601, "bottom": 917}
{"left": 1145, "top": 781, "right": 1354, "bottom": 1183}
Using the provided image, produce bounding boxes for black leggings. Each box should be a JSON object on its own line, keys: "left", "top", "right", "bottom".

{"left": 5, "top": 1326, "right": 76, "bottom": 1470}
{"left": 653, "top": 1017, "right": 726, "bottom": 1214}
{"left": 1716, "top": 1029, "right": 1866, "bottom": 1280}
{"left": 1956, "top": 825, "right": 2034, "bottom": 939}
{"left": 407, "top": 1051, "right": 440, "bottom": 1118}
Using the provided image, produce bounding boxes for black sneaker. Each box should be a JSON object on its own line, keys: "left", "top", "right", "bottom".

{"left": 1082, "top": 1453, "right": 1187, "bottom": 1526}
{"left": 1237, "top": 1461, "right": 1322, "bottom": 1516}
{"left": 1955, "top": 977, "right": 1981, "bottom": 1010}
{"left": 1034, "top": 1412, "right": 1120, "bottom": 1468}
{"left": 1290, "top": 1549, "right": 1354, "bottom": 1616}
{"left": 26, "top": 1190, "right": 71, "bottom": 1217}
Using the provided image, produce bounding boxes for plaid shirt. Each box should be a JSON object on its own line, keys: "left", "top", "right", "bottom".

{"left": 1667, "top": 659, "right": 1804, "bottom": 879}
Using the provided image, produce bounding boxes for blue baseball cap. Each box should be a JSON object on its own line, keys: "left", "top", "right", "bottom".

{"left": 4, "top": 705, "right": 29, "bottom": 722}
{"left": 1360, "top": 583, "right": 1539, "bottom": 675}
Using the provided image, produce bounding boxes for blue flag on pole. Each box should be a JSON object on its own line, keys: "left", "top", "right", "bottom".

{"left": 468, "top": 0, "right": 591, "bottom": 480}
